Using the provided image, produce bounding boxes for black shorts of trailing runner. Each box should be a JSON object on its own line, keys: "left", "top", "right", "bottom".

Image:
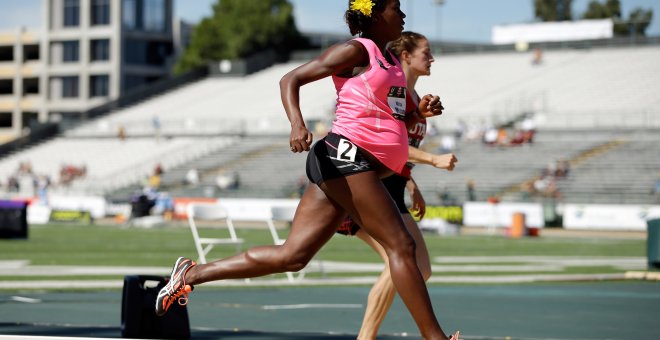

{"left": 336, "top": 174, "right": 410, "bottom": 236}
{"left": 381, "top": 174, "right": 408, "bottom": 214}
{"left": 306, "top": 132, "right": 373, "bottom": 186}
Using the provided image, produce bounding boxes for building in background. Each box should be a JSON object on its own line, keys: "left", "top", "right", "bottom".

{"left": 0, "top": 0, "right": 176, "bottom": 141}
{"left": 0, "top": 28, "right": 42, "bottom": 141}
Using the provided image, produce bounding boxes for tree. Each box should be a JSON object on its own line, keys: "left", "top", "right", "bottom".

{"left": 174, "top": 0, "right": 307, "bottom": 74}
{"left": 583, "top": 0, "right": 625, "bottom": 34}
{"left": 628, "top": 7, "right": 653, "bottom": 36}
{"left": 582, "top": 1, "right": 612, "bottom": 20}
{"left": 581, "top": 0, "right": 653, "bottom": 36}
{"left": 534, "top": 0, "right": 573, "bottom": 22}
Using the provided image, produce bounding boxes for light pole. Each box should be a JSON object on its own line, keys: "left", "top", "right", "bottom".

{"left": 433, "top": 0, "right": 445, "bottom": 51}
{"left": 405, "top": 0, "right": 414, "bottom": 31}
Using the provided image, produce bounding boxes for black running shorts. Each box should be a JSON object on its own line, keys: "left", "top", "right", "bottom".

{"left": 381, "top": 174, "right": 409, "bottom": 214}
{"left": 306, "top": 133, "right": 373, "bottom": 186}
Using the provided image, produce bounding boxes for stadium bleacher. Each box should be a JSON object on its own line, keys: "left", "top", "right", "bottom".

{"left": 419, "top": 46, "right": 660, "bottom": 131}
{"left": 158, "top": 136, "right": 302, "bottom": 197}
{"left": 554, "top": 137, "right": 660, "bottom": 204}
{"left": 0, "top": 136, "right": 237, "bottom": 196}
{"left": 66, "top": 62, "right": 337, "bottom": 138}
{"left": 412, "top": 129, "right": 660, "bottom": 205}
{"left": 0, "top": 44, "right": 658, "bottom": 207}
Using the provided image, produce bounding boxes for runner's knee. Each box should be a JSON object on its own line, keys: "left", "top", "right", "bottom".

{"left": 282, "top": 249, "right": 313, "bottom": 272}
{"left": 285, "top": 256, "right": 311, "bottom": 272}
{"left": 387, "top": 235, "right": 417, "bottom": 262}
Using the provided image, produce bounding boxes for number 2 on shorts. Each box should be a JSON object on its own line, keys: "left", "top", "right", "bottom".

{"left": 338, "top": 138, "right": 357, "bottom": 162}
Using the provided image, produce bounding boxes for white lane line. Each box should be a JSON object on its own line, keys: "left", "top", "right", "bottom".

{"left": 261, "top": 303, "right": 362, "bottom": 310}
{"left": 10, "top": 296, "right": 42, "bottom": 303}
{"left": 0, "top": 337, "right": 114, "bottom": 340}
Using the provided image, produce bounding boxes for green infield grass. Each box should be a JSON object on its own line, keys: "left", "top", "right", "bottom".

{"left": 0, "top": 222, "right": 646, "bottom": 282}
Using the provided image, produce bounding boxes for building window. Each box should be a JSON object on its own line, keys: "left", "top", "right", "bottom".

{"left": 62, "top": 41, "right": 79, "bottom": 62}
{"left": 23, "top": 78, "right": 40, "bottom": 95}
{"left": 0, "top": 79, "right": 13, "bottom": 95}
{"left": 123, "top": 0, "right": 137, "bottom": 29}
{"left": 124, "top": 40, "right": 145, "bottom": 64}
{"left": 63, "top": 0, "right": 80, "bottom": 27}
{"left": 90, "top": 75, "right": 109, "bottom": 97}
{"left": 23, "top": 44, "right": 40, "bottom": 61}
{"left": 124, "top": 39, "right": 172, "bottom": 66}
{"left": 144, "top": 0, "right": 166, "bottom": 32}
{"left": 91, "top": 0, "right": 111, "bottom": 25}
{"left": 91, "top": 39, "right": 110, "bottom": 61}
{"left": 0, "top": 46, "right": 13, "bottom": 62}
{"left": 0, "top": 113, "right": 11, "bottom": 128}
{"left": 62, "top": 76, "right": 79, "bottom": 98}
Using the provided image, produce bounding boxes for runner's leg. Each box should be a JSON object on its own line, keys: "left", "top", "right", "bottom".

{"left": 356, "top": 232, "right": 393, "bottom": 340}
{"left": 320, "top": 172, "right": 445, "bottom": 339}
{"left": 356, "top": 213, "right": 432, "bottom": 339}
{"left": 185, "top": 184, "right": 345, "bottom": 284}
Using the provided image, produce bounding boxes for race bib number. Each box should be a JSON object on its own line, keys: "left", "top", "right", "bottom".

{"left": 337, "top": 138, "right": 357, "bottom": 162}
{"left": 387, "top": 86, "right": 407, "bottom": 120}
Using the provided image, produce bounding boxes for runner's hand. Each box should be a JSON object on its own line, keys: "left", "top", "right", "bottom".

{"left": 409, "top": 186, "right": 426, "bottom": 219}
{"left": 432, "top": 153, "right": 458, "bottom": 171}
{"left": 418, "top": 94, "right": 444, "bottom": 118}
{"left": 290, "top": 124, "right": 313, "bottom": 153}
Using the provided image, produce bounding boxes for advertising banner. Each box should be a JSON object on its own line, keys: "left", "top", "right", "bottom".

{"left": 463, "top": 202, "right": 544, "bottom": 228}
{"left": 563, "top": 204, "right": 660, "bottom": 231}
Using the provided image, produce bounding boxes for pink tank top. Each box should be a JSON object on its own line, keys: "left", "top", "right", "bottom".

{"left": 331, "top": 38, "right": 408, "bottom": 175}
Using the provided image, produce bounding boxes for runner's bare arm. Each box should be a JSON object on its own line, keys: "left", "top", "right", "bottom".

{"left": 280, "top": 41, "right": 369, "bottom": 152}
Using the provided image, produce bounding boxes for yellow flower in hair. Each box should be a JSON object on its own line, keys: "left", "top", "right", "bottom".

{"left": 351, "top": 0, "right": 375, "bottom": 17}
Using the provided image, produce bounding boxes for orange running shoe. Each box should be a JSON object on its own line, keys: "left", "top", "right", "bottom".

{"left": 155, "top": 257, "right": 196, "bottom": 316}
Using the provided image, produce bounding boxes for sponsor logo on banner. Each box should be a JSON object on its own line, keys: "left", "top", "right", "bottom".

{"left": 49, "top": 210, "right": 93, "bottom": 223}
{"left": 411, "top": 205, "right": 463, "bottom": 225}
